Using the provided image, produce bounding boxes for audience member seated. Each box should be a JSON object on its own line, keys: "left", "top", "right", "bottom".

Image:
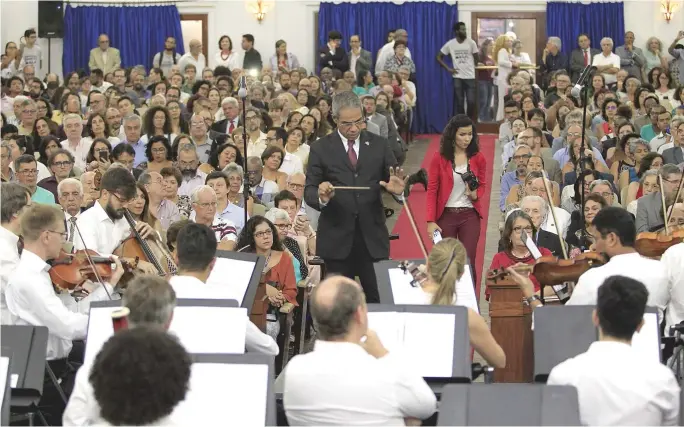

{"left": 265, "top": 208, "right": 308, "bottom": 283}
{"left": 500, "top": 145, "right": 531, "bottom": 212}
{"left": 500, "top": 118, "right": 528, "bottom": 165}
{"left": 627, "top": 170, "right": 659, "bottom": 215}
{"left": 505, "top": 127, "right": 562, "bottom": 184}
{"left": 607, "top": 129, "right": 638, "bottom": 182}
{"left": 247, "top": 156, "right": 279, "bottom": 206}
{"left": 15, "top": 154, "right": 55, "bottom": 204}
{"left": 659, "top": 116, "right": 684, "bottom": 160}
{"left": 518, "top": 195, "right": 567, "bottom": 257}
{"left": 139, "top": 170, "right": 180, "bottom": 232}
{"left": 283, "top": 275, "right": 437, "bottom": 425}
{"left": 636, "top": 164, "right": 683, "bottom": 232}
{"left": 274, "top": 189, "right": 317, "bottom": 256}
{"left": 260, "top": 145, "right": 288, "bottom": 191}
{"left": 625, "top": 152, "right": 663, "bottom": 206}
{"left": 529, "top": 175, "right": 571, "bottom": 237}
{"left": 189, "top": 185, "right": 237, "bottom": 251}
{"left": 506, "top": 170, "right": 559, "bottom": 212}
{"left": 566, "top": 193, "right": 608, "bottom": 251}
{"left": 205, "top": 170, "right": 247, "bottom": 233}
{"left": 558, "top": 126, "right": 610, "bottom": 182}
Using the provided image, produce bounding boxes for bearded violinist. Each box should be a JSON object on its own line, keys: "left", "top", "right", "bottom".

{"left": 5, "top": 204, "right": 126, "bottom": 424}
{"left": 73, "top": 167, "right": 158, "bottom": 274}
{"left": 566, "top": 207, "right": 669, "bottom": 315}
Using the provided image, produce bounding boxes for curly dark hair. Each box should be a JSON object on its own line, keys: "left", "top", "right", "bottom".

{"left": 636, "top": 152, "right": 663, "bottom": 179}
{"left": 439, "top": 114, "right": 479, "bottom": 160}
{"left": 145, "top": 135, "right": 173, "bottom": 162}
{"left": 600, "top": 98, "right": 620, "bottom": 122}
{"left": 208, "top": 142, "right": 243, "bottom": 170}
{"left": 90, "top": 327, "right": 191, "bottom": 426}
{"left": 236, "top": 215, "right": 284, "bottom": 252}
{"left": 144, "top": 105, "right": 173, "bottom": 138}
{"left": 36, "top": 135, "right": 60, "bottom": 166}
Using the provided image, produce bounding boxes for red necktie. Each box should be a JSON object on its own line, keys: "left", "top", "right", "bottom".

{"left": 347, "top": 140, "right": 357, "bottom": 168}
{"left": 228, "top": 121, "right": 235, "bottom": 134}
{"left": 583, "top": 50, "right": 589, "bottom": 66}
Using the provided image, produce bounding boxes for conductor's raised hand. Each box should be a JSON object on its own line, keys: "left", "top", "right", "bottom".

{"left": 380, "top": 167, "right": 406, "bottom": 196}
{"left": 318, "top": 181, "right": 335, "bottom": 203}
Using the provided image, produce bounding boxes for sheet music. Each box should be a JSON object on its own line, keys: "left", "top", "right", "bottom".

{"left": 172, "top": 363, "right": 269, "bottom": 425}
{"left": 367, "top": 312, "right": 403, "bottom": 353}
{"left": 455, "top": 266, "right": 479, "bottom": 313}
{"left": 10, "top": 375, "right": 17, "bottom": 388}
{"left": 403, "top": 313, "right": 455, "bottom": 377}
{"left": 631, "top": 313, "right": 660, "bottom": 362}
{"left": 206, "top": 258, "right": 256, "bottom": 304}
{"left": 86, "top": 305, "right": 248, "bottom": 365}
{"left": 0, "top": 357, "right": 8, "bottom": 403}
{"left": 388, "top": 267, "right": 479, "bottom": 313}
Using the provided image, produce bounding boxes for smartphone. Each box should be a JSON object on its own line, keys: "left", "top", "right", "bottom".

{"left": 99, "top": 151, "right": 109, "bottom": 162}
{"left": 432, "top": 230, "right": 442, "bottom": 243}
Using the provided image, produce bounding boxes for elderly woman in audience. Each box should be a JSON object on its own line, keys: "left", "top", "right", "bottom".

{"left": 644, "top": 37, "right": 669, "bottom": 76}
{"left": 383, "top": 40, "right": 416, "bottom": 75}
{"left": 566, "top": 193, "right": 608, "bottom": 251}
{"left": 38, "top": 149, "right": 76, "bottom": 199}
{"left": 236, "top": 216, "right": 298, "bottom": 335}
{"left": 260, "top": 145, "right": 287, "bottom": 190}
{"left": 625, "top": 152, "right": 663, "bottom": 206}
{"left": 654, "top": 70, "right": 676, "bottom": 106}
{"left": 274, "top": 188, "right": 317, "bottom": 255}
{"left": 284, "top": 127, "right": 309, "bottom": 168}
{"left": 500, "top": 118, "right": 528, "bottom": 166}
{"left": 618, "top": 76, "right": 641, "bottom": 107}
{"left": 265, "top": 208, "right": 308, "bottom": 284}
{"left": 596, "top": 98, "right": 621, "bottom": 141}
{"left": 222, "top": 162, "right": 254, "bottom": 215}
{"left": 619, "top": 137, "right": 652, "bottom": 190}
{"left": 506, "top": 159, "right": 561, "bottom": 208}
{"left": 488, "top": 210, "right": 552, "bottom": 297}
{"left": 160, "top": 166, "right": 191, "bottom": 219}
{"left": 627, "top": 169, "right": 659, "bottom": 215}
{"left": 202, "top": 142, "right": 243, "bottom": 175}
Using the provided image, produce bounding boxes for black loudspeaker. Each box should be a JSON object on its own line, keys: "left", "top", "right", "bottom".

{"left": 38, "top": 1, "right": 64, "bottom": 38}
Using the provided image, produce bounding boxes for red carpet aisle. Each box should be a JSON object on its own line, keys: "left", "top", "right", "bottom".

{"left": 390, "top": 134, "right": 496, "bottom": 296}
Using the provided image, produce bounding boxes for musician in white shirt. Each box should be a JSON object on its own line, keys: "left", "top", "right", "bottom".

{"left": 662, "top": 243, "right": 684, "bottom": 335}
{"left": 567, "top": 207, "right": 670, "bottom": 315}
{"left": 548, "top": 276, "right": 680, "bottom": 426}
{"left": 6, "top": 204, "right": 124, "bottom": 361}
{"left": 168, "top": 222, "right": 278, "bottom": 355}
{"left": 0, "top": 182, "right": 31, "bottom": 325}
{"left": 73, "top": 167, "right": 158, "bottom": 274}
{"left": 283, "top": 276, "right": 437, "bottom": 425}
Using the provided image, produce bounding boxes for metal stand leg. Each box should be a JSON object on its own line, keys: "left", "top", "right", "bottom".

{"left": 45, "top": 362, "right": 68, "bottom": 405}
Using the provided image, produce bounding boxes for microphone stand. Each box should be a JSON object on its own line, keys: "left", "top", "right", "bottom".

{"left": 576, "top": 65, "right": 595, "bottom": 249}
{"left": 238, "top": 76, "right": 249, "bottom": 227}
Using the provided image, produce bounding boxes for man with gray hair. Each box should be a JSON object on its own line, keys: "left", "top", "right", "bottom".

{"left": 283, "top": 275, "right": 436, "bottom": 425}
{"left": 118, "top": 114, "right": 145, "bottom": 167}
{"left": 376, "top": 29, "right": 411, "bottom": 74}
{"left": 57, "top": 177, "right": 84, "bottom": 242}
{"left": 190, "top": 185, "right": 237, "bottom": 250}
{"left": 60, "top": 113, "right": 89, "bottom": 171}
{"left": 593, "top": 37, "right": 621, "bottom": 86}
{"left": 540, "top": 36, "right": 568, "bottom": 91}
{"left": 519, "top": 195, "right": 567, "bottom": 257}
{"left": 615, "top": 31, "right": 646, "bottom": 80}
{"left": 0, "top": 182, "right": 31, "bottom": 325}
{"left": 636, "top": 164, "right": 683, "bottom": 233}
{"left": 305, "top": 91, "right": 405, "bottom": 302}
{"left": 212, "top": 97, "right": 241, "bottom": 134}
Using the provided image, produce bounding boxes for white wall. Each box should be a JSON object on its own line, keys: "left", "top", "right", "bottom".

{"left": 1, "top": 0, "right": 681, "bottom": 79}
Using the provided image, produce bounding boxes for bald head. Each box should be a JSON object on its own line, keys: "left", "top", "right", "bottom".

{"left": 311, "top": 276, "right": 364, "bottom": 341}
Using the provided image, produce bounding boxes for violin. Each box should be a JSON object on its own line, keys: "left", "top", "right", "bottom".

{"left": 635, "top": 228, "right": 684, "bottom": 258}
{"left": 487, "top": 252, "right": 607, "bottom": 287}
{"left": 49, "top": 249, "right": 136, "bottom": 291}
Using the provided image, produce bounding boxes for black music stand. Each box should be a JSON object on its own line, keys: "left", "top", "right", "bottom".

{"left": 366, "top": 304, "right": 470, "bottom": 392}
{"left": 1, "top": 349, "right": 11, "bottom": 426}
{"left": 183, "top": 354, "right": 276, "bottom": 426}
{"left": 437, "top": 383, "right": 581, "bottom": 425}
{"left": 374, "top": 259, "right": 423, "bottom": 303}
{"left": 1, "top": 325, "right": 48, "bottom": 423}
{"left": 533, "top": 305, "right": 660, "bottom": 383}
{"left": 210, "top": 250, "right": 266, "bottom": 313}
{"left": 85, "top": 299, "right": 242, "bottom": 365}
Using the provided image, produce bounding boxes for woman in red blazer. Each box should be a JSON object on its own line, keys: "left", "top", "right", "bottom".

{"left": 426, "top": 114, "right": 487, "bottom": 286}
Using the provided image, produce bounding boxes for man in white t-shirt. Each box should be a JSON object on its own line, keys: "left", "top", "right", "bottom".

{"left": 591, "top": 37, "right": 621, "bottom": 86}
{"left": 437, "top": 22, "right": 478, "bottom": 120}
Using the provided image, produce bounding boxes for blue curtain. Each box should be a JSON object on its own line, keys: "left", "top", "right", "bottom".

{"left": 546, "top": 2, "right": 624, "bottom": 56}
{"left": 318, "top": 2, "right": 458, "bottom": 134}
{"left": 63, "top": 5, "right": 185, "bottom": 74}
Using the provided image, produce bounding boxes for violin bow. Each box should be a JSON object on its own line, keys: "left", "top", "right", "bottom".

{"left": 665, "top": 173, "right": 684, "bottom": 226}
{"left": 400, "top": 194, "right": 429, "bottom": 259}
{"left": 541, "top": 175, "right": 568, "bottom": 259}
{"left": 659, "top": 175, "right": 670, "bottom": 235}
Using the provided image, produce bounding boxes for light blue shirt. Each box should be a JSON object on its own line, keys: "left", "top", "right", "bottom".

{"left": 500, "top": 172, "right": 522, "bottom": 211}
{"left": 217, "top": 202, "right": 248, "bottom": 234}
{"left": 32, "top": 186, "right": 55, "bottom": 204}
{"left": 553, "top": 147, "right": 607, "bottom": 169}
{"left": 114, "top": 139, "right": 147, "bottom": 168}
{"left": 640, "top": 124, "right": 656, "bottom": 142}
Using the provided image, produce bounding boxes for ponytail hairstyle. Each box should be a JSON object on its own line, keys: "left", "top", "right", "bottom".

{"left": 427, "top": 238, "right": 468, "bottom": 305}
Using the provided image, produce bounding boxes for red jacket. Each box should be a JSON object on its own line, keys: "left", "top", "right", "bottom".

{"left": 426, "top": 151, "right": 487, "bottom": 222}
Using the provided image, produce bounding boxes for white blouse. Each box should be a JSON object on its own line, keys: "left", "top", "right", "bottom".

{"left": 445, "top": 163, "right": 473, "bottom": 208}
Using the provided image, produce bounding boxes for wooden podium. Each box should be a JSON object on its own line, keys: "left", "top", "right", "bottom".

{"left": 487, "top": 278, "right": 534, "bottom": 383}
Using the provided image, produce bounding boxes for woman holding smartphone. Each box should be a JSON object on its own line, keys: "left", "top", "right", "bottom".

{"left": 426, "top": 114, "right": 487, "bottom": 286}
{"left": 84, "top": 137, "right": 112, "bottom": 174}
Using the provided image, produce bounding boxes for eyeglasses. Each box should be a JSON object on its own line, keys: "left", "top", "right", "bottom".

{"left": 512, "top": 154, "right": 531, "bottom": 161}
{"left": 46, "top": 229, "right": 68, "bottom": 240}
{"left": 110, "top": 193, "right": 132, "bottom": 204}
{"left": 593, "top": 191, "right": 613, "bottom": 198}
{"left": 178, "top": 160, "right": 198, "bottom": 168}
{"left": 17, "top": 169, "right": 38, "bottom": 175}
{"left": 567, "top": 132, "right": 582, "bottom": 138}
{"left": 53, "top": 161, "right": 73, "bottom": 168}
{"left": 663, "top": 177, "right": 683, "bottom": 186}
{"left": 254, "top": 229, "right": 273, "bottom": 238}
{"left": 513, "top": 226, "right": 533, "bottom": 234}
{"left": 288, "top": 183, "right": 304, "bottom": 190}
{"left": 22, "top": 109, "right": 37, "bottom": 114}
{"left": 274, "top": 223, "right": 290, "bottom": 230}
{"left": 339, "top": 118, "right": 365, "bottom": 129}
{"left": 196, "top": 201, "right": 217, "bottom": 209}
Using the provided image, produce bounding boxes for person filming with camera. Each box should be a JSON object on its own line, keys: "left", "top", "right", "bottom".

{"left": 426, "top": 114, "right": 487, "bottom": 286}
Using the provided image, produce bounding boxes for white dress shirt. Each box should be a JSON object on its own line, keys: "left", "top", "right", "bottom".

{"left": 168, "top": 275, "right": 278, "bottom": 355}
{"left": 547, "top": 341, "right": 680, "bottom": 426}
{"left": 73, "top": 201, "right": 131, "bottom": 255}
{"left": 178, "top": 170, "right": 207, "bottom": 198}
{"left": 279, "top": 152, "right": 304, "bottom": 177}
{"left": 567, "top": 253, "right": 670, "bottom": 316}
{"left": 64, "top": 211, "right": 80, "bottom": 243}
{"left": 178, "top": 52, "right": 207, "bottom": 74}
{"left": 284, "top": 340, "right": 437, "bottom": 425}
{"left": 339, "top": 130, "right": 360, "bottom": 158}
{"left": 0, "top": 226, "right": 20, "bottom": 325}
{"left": 61, "top": 138, "right": 94, "bottom": 172}
{"left": 541, "top": 206, "right": 571, "bottom": 238}
{"left": 591, "top": 52, "right": 621, "bottom": 85}
{"left": 6, "top": 250, "right": 112, "bottom": 360}
{"left": 663, "top": 243, "right": 684, "bottom": 335}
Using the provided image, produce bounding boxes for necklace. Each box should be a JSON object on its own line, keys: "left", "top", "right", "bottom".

{"left": 261, "top": 250, "right": 272, "bottom": 272}
{"left": 221, "top": 51, "right": 231, "bottom": 61}
{"left": 511, "top": 247, "right": 531, "bottom": 258}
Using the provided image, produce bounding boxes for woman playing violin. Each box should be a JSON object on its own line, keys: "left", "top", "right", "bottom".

{"left": 417, "top": 238, "right": 506, "bottom": 368}
{"left": 488, "top": 210, "right": 552, "bottom": 296}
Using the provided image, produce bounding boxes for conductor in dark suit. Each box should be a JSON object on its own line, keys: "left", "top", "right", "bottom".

{"left": 318, "top": 30, "right": 349, "bottom": 74}
{"left": 305, "top": 92, "right": 405, "bottom": 302}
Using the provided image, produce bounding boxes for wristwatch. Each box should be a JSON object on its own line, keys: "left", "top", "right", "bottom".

{"left": 523, "top": 295, "right": 541, "bottom": 306}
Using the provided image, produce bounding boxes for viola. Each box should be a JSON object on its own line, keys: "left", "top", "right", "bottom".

{"left": 487, "top": 252, "right": 607, "bottom": 287}
{"left": 49, "top": 249, "right": 136, "bottom": 291}
{"left": 635, "top": 228, "right": 684, "bottom": 258}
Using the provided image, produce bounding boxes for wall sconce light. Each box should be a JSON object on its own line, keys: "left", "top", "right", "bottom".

{"left": 661, "top": 0, "right": 679, "bottom": 23}
{"left": 246, "top": 0, "right": 274, "bottom": 24}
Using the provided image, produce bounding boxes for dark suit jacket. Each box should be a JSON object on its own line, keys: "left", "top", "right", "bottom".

{"left": 569, "top": 48, "right": 600, "bottom": 83}
{"left": 318, "top": 45, "right": 349, "bottom": 73}
{"left": 662, "top": 146, "right": 684, "bottom": 166}
{"left": 211, "top": 117, "right": 241, "bottom": 135}
{"left": 304, "top": 131, "right": 397, "bottom": 260}
{"left": 348, "top": 49, "right": 372, "bottom": 77}
{"left": 636, "top": 191, "right": 665, "bottom": 233}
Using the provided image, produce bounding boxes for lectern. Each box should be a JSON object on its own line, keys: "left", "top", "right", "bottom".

{"left": 487, "top": 277, "right": 533, "bottom": 382}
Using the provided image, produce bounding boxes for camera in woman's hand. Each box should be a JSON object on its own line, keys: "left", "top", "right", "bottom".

{"left": 461, "top": 170, "right": 480, "bottom": 191}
